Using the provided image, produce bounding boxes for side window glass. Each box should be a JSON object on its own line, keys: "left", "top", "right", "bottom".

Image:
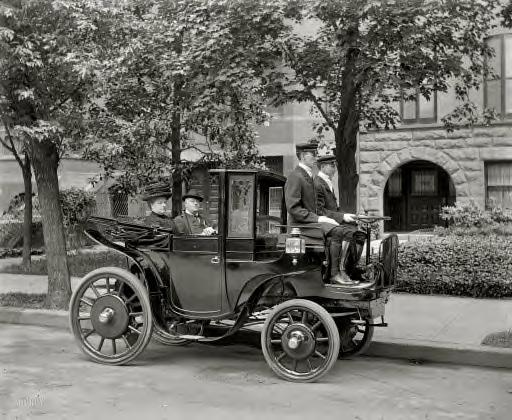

{"left": 256, "top": 185, "right": 284, "bottom": 236}
{"left": 228, "top": 175, "right": 254, "bottom": 238}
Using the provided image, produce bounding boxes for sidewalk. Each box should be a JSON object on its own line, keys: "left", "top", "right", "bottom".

{"left": 1, "top": 271, "right": 512, "bottom": 368}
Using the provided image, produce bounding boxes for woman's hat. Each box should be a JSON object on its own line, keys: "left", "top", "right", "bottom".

{"left": 141, "top": 182, "right": 172, "bottom": 202}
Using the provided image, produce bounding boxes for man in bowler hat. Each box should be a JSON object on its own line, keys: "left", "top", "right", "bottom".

{"left": 173, "top": 189, "right": 216, "bottom": 235}
{"left": 142, "top": 182, "right": 175, "bottom": 230}
{"left": 284, "top": 143, "right": 371, "bottom": 288}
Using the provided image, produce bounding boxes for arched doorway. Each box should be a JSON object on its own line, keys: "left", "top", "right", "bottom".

{"left": 384, "top": 160, "right": 455, "bottom": 231}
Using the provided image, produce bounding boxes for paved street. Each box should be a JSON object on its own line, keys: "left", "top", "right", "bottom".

{"left": 1, "top": 324, "right": 511, "bottom": 420}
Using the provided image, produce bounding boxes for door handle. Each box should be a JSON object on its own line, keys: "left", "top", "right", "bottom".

{"left": 211, "top": 256, "right": 220, "bottom": 264}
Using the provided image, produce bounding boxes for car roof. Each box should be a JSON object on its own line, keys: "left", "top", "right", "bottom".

{"left": 208, "top": 168, "right": 286, "bottom": 183}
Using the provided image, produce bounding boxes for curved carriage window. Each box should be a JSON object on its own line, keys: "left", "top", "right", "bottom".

{"left": 228, "top": 175, "right": 254, "bottom": 238}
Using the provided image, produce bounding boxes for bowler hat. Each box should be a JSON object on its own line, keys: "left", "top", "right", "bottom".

{"left": 182, "top": 189, "right": 204, "bottom": 202}
{"left": 295, "top": 142, "right": 318, "bottom": 154}
{"left": 141, "top": 182, "right": 172, "bottom": 202}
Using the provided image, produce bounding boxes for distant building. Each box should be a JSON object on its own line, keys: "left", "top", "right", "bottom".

{"left": 256, "top": 22, "right": 512, "bottom": 232}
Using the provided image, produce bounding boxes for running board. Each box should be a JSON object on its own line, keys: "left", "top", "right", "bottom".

{"left": 351, "top": 315, "right": 388, "bottom": 327}
{"left": 178, "top": 334, "right": 206, "bottom": 340}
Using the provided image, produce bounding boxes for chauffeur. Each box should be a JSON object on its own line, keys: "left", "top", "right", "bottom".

{"left": 284, "top": 143, "right": 372, "bottom": 288}
{"left": 315, "top": 154, "right": 366, "bottom": 282}
{"left": 173, "top": 189, "right": 216, "bottom": 235}
{"left": 142, "top": 182, "right": 175, "bottom": 230}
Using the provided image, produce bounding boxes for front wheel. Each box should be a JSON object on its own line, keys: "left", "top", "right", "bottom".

{"left": 261, "top": 299, "right": 340, "bottom": 383}
{"left": 69, "top": 267, "right": 153, "bottom": 365}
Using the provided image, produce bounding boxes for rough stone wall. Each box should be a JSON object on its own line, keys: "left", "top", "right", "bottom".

{"left": 358, "top": 125, "right": 512, "bottom": 215}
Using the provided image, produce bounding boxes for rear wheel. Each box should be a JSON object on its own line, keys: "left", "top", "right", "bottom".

{"left": 69, "top": 267, "right": 153, "bottom": 365}
{"left": 261, "top": 299, "right": 340, "bottom": 383}
{"left": 336, "top": 318, "right": 374, "bottom": 358}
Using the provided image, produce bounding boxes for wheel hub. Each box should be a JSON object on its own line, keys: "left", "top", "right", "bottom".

{"left": 90, "top": 295, "right": 130, "bottom": 339}
{"left": 281, "top": 324, "right": 316, "bottom": 360}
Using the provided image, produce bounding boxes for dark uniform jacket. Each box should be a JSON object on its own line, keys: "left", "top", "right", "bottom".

{"left": 314, "top": 175, "right": 345, "bottom": 225}
{"left": 144, "top": 212, "right": 175, "bottom": 230}
{"left": 173, "top": 212, "right": 211, "bottom": 235}
{"left": 284, "top": 166, "right": 335, "bottom": 238}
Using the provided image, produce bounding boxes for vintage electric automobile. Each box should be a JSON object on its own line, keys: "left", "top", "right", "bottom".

{"left": 69, "top": 169, "right": 398, "bottom": 382}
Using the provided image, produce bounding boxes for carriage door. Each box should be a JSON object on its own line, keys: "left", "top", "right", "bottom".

{"left": 168, "top": 173, "right": 223, "bottom": 314}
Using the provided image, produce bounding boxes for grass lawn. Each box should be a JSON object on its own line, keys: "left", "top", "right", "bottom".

{"left": 1, "top": 250, "right": 129, "bottom": 277}
{"left": 0, "top": 292, "right": 47, "bottom": 309}
{"left": 481, "top": 331, "right": 512, "bottom": 348}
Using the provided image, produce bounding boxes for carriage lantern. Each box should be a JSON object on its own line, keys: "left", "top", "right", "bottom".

{"left": 285, "top": 227, "right": 306, "bottom": 265}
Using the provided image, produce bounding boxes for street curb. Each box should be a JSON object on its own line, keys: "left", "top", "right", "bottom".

{"left": 366, "top": 338, "right": 512, "bottom": 369}
{"left": 1, "top": 306, "right": 511, "bottom": 369}
{"left": 0, "top": 307, "right": 68, "bottom": 330}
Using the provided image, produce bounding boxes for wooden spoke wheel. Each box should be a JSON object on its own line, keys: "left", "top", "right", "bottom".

{"left": 335, "top": 317, "right": 374, "bottom": 358}
{"left": 261, "top": 299, "right": 340, "bottom": 383}
{"left": 69, "top": 267, "right": 153, "bottom": 365}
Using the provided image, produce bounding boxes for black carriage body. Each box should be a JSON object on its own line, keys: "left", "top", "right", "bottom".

{"left": 76, "top": 168, "right": 398, "bottom": 381}
{"left": 86, "top": 169, "right": 394, "bottom": 323}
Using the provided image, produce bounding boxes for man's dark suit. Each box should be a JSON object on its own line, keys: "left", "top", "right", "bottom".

{"left": 173, "top": 212, "right": 211, "bottom": 235}
{"left": 314, "top": 175, "right": 345, "bottom": 225}
{"left": 284, "top": 166, "right": 334, "bottom": 238}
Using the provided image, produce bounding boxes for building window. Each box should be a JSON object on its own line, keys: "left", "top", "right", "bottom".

{"left": 485, "top": 161, "right": 512, "bottom": 209}
{"left": 262, "top": 156, "right": 284, "bottom": 174}
{"left": 109, "top": 189, "right": 128, "bottom": 217}
{"left": 411, "top": 169, "right": 438, "bottom": 196}
{"left": 400, "top": 89, "right": 437, "bottom": 124}
{"left": 485, "top": 34, "right": 512, "bottom": 118}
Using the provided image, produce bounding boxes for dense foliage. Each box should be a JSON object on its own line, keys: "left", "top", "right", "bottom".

{"left": 271, "top": 0, "right": 500, "bottom": 210}
{"left": 396, "top": 235, "right": 512, "bottom": 298}
{"left": 59, "top": 188, "right": 95, "bottom": 229}
{"left": 81, "top": 0, "right": 291, "bottom": 202}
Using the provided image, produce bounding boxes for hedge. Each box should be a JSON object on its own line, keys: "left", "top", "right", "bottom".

{"left": 396, "top": 235, "right": 512, "bottom": 298}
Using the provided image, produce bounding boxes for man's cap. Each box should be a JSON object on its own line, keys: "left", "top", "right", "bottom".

{"left": 295, "top": 142, "right": 319, "bottom": 153}
{"left": 182, "top": 189, "right": 204, "bottom": 202}
{"left": 317, "top": 154, "right": 337, "bottom": 164}
{"left": 141, "top": 182, "right": 172, "bottom": 202}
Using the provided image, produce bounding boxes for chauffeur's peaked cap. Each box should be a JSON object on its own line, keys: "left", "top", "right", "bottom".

{"left": 295, "top": 142, "right": 319, "bottom": 153}
{"left": 317, "top": 154, "right": 337, "bottom": 164}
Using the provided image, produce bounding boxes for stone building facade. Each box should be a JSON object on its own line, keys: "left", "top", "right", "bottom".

{"left": 358, "top": 125, "right": 512, "bottom": 231}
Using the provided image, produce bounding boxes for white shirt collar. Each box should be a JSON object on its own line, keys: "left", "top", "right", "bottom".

{"left": 185, "top": 210, "right": 198, "bottom": 217}
{"left": 318, "top": 171, "right": 335, "bottom": 193}
{"left": 298, "top": 163, "right": 313, "bottom": 178}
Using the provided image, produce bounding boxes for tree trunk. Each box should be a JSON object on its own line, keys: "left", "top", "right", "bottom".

{"left": 21, "top": 153, "right": 32, "bottom": 270}
{"left": 170, "top": 113, "right": 182, "bottom": 217}
{"left": 335, "top": 25, "right": 360, "bottom": 213}
{"left": 335, "top": 127, "right": 358, "bottom": 213}
{"left": 30, "top": 139, "right": 70, "bottom": 309}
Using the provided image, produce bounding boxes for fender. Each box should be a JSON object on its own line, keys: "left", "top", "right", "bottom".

{"left": 234, "top": 270, "right": 310, "bottom": 310}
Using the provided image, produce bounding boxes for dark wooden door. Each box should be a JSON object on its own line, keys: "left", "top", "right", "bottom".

{"left": 384, "top": 161, "right": 455, "bottom": 231}
{"left": 408, "top": 197, "right": 441, "bottom": 230}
